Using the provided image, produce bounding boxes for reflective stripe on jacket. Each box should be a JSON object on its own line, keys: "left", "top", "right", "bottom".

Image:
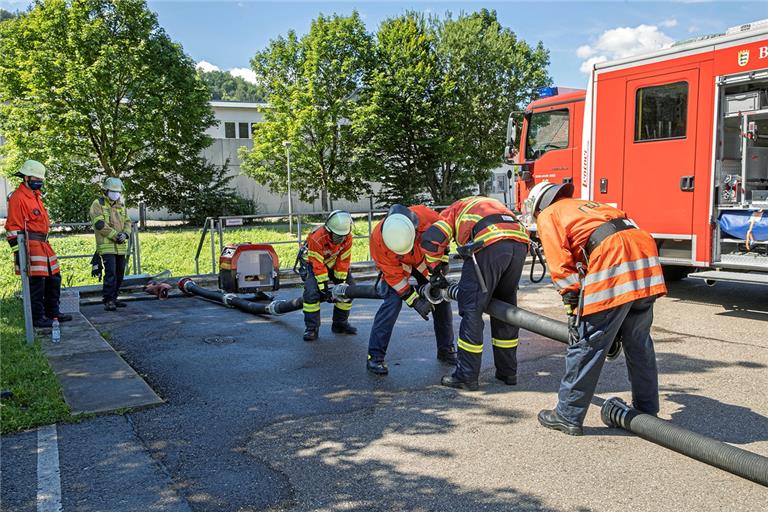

{"left": 89, "top": 196, "right": 132, "bottom": 255}
{"left": 305, "top": 226, "right": 353, "bottom": 283}
{"left": 5, "top": 184, "right": 59, "bottom": 276}
{"left": 420, "top": 196, "right": 529, "bottom": 269}
{"left": 370, "top": 205, "right": 438, "bottom": 304}
{"left": 537, "top": 199, "right": 667, "bottom": 316}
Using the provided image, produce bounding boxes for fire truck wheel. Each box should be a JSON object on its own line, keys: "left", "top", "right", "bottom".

{"left": 662, "top": 265, "right": 693, "bottom": 282}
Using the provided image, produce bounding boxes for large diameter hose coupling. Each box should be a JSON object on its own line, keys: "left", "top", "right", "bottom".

{"left": 601, "top": 397, "right": 639, "bottom": 429}
{"left": 178, "top": 277, "right": 194, "bottom": 295}
{"left": 419, "top": 283, "right": 448, "bottom": 305}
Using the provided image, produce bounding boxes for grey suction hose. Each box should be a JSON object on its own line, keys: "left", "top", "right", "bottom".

{"left": 442, "top": 284, "right": 569, "bottom": 344}
{"left": 179, "top": 278, "right": 303, "bottom": 315}
{"left": 602, "top": 397, "right": 768, "bottom": 487}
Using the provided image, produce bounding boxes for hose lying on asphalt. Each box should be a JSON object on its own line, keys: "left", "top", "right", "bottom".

{"left": 178, "top": 278, "right": 385, "bottom": 316}
{"left": 602, "top": 397, "right": 768, "bottom": 487}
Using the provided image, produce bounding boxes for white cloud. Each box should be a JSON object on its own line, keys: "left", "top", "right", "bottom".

{"left": 577, "top": 24, "right": 675, "bottom": 74}
{"left": 229, "top": 67, "right": 257, "bottom": 84}
{"left": 659, "top": 19, "right": 678, "bottom": 28}
{"left": 195, "top": 60, "right": 221, "bottom": 73}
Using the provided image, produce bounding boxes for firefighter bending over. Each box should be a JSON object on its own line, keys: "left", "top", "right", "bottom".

{"left": 90, "top": 177, "right": 132, "bottom": 311}
{"left": 299, "top": 210, "right": 357, "bottom": 341}
{"left": 366, "top": 204, "right": 457, "bottom": 375}
{"left": 525, "top": 182, "right": 666, "bottom": 436}
{"left": 5, "top": 160, "right": 72, "bottom": 328}
{"left": 421, "top": 196, "right": 529, "bottom": 391}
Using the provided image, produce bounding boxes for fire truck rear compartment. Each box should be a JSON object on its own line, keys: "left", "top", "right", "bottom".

{"left": 713, "top": 72, "right": 768, "bottom": 270}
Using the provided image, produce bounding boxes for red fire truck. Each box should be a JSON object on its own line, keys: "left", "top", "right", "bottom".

{"left": 506, "top": 20, "right": 768, "bottom": 285}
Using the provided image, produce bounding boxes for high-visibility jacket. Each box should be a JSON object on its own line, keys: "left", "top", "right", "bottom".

{"left": 5, "top": 183, "right": 60, "bottom": 276}
{"left": 304, "top": 226, "right": 353, "bottom": 284}
{"left": 537, "top": 199, "right": 667, "bottom": 316}
{"left": 421, "top": 196, "right": 529, "bottom": 269}
{"left": 89, "top": 196, "right": 132, "bottom": 255}
{"left": 370, "top": 205, "right": 440, "bottom": 306}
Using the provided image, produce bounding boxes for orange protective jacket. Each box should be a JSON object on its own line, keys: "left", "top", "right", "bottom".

{"left": 421, "top": 196, "right": 529, "bottom": 269}
{"left": 370, "top": 205, "right": 440, "bottom": 305}
{"left": 5, "top": 183, "right": 60, "bottom": 277}
{"left": 537, "top": 199, "right": 667, "bottom": 316}
{"left": 304, "top": 226, "right": 353, "bottom": 284}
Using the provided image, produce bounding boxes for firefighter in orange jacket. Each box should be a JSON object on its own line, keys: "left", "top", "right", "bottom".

{"left": 421, "top": 196, "right": 529, "bottom": 390}
{"left": 525, "top": 182, "right": 666, "bottom": 436}
{"left": 300, "top": 210, "right": 356, "bottom": 341}
{"left": 366, "top": 204, "right": 457, "bottom": 375}
{"left": 6, "top": 160, "right": 72, "bottom": 328}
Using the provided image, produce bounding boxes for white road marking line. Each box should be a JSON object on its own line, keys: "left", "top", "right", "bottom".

{"left": 37, "top": 424, "right": 62, "bottom": 512}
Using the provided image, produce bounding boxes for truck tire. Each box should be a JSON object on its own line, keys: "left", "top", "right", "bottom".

{"left": 662, "top": 265, "right": 692, "bottom": 282}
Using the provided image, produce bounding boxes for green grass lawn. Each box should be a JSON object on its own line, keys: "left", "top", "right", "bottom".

{"left": 0, "top": 220, "right": 375, "bottom": 433}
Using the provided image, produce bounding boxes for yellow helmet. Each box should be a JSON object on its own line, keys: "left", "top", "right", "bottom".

{"left": 18, "top": 160, "right": 46, "bottom": 179}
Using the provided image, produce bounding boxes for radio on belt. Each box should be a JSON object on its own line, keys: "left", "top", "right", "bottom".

{"left": 218, "top": 243, "right": 280, "bottom": 293}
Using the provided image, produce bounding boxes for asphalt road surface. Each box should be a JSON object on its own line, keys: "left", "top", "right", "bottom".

{"left": 3, "top": 273, "right": 767, "bottom": 511}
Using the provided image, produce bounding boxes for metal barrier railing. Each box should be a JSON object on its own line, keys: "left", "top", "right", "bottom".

{"left": 48, "top": 222, "right": 142, "bottom": 278}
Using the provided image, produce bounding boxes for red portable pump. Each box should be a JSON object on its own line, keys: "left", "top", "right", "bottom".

{"left": 218, "top": 243, "right": 280, "bottom": 293}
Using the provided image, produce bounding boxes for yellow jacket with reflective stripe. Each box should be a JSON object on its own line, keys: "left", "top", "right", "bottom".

{"left": 90, "top": 196, "right": 132, "bottom": 255}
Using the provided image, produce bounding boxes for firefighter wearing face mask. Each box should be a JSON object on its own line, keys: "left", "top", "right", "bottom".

{"left": 366, "top": 204, "right": 457, "bottom": 375}
{"left": 5, "top": 160, "right": 72, "bottom": 328}
{"left": 524, "top": 181, "right": 666, "bottom": 436}
{"left": 421, "top": 196, "right": 530, "bottom": 391}
{"left": 300, "top": 210, "right": 357, "bottom": 341}
{"left": 89, "top": 177, "right": 132, "bottom": 311}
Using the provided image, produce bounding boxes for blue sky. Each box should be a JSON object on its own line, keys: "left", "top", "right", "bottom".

{"left": 1, "top": 1, "right": 764, "bottom": 88}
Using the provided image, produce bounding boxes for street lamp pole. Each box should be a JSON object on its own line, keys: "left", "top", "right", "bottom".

{"left": 283, "top": 141, "right": 293, "bottom": 234}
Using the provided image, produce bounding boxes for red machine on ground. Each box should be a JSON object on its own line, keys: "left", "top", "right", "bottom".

{"left": 506, "top": 20, "right": 768, "bottom": 285}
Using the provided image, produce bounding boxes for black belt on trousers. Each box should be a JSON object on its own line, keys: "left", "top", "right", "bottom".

{"left": 470, "top": 213, "right": 520, "bottom": 239}
{"left": 26, "top": 232, "right": 49, "bottom": 242}
{"left": 585, "top": 218, "right": 636, "bottom": 256}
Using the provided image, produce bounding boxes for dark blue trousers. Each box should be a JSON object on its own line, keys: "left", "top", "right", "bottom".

{"left": 101, "top": 254, "right": 126, "bottom": 303}
{"left": 367, "top": 271, "right": 454, "bottom": 361}
{"left": 556, "top": 296, "right": 660, "bottom": 425}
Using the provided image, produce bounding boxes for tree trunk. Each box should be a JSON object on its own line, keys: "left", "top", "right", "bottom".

{"left": 321, "top": 188, "right": 328, "bottom": 212}
{"left": 478, "top": 178, "right": 488, "bottom": 197}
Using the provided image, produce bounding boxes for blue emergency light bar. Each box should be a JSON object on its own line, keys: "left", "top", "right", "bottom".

{"left": 538, "top": 86, "right": 559, "bottom": 98}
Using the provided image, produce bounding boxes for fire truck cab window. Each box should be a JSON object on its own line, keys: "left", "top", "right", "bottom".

{"left": 634, "top": 82, "right": 688, "bottom": 142}
{"left": 525, "top": 109, "right": 570, "bottom": 160}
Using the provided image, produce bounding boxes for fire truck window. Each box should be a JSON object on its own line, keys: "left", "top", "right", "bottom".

{"left": 634, "top": 82, "right": 688, "bottom": 142}
{"left": 525, "top": 109, "right": 569, "bottom": 160}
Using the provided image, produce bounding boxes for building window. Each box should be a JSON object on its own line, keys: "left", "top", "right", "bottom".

{"left": 635, "top": 81, "right": 688, "bottom": 142}
{"left": 525, "top": 109, "right": 569, "bottom": 160}
{"left": 224, "top": 122, "right": 236, "bottom": 138}
{"left": 239, "top": 122, "right": 250, "bottom": 139}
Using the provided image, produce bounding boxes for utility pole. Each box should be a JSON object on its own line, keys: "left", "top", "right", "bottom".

{"left": 283, "top": 141, "right": 293, "bottom": 234}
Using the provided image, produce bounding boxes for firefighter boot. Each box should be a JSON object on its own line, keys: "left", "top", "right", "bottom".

{"left": 495, "top": 370, "right": 517, "bottom": 386}
{"left": 366, "top": 356, "right": 388, "bottom": 375}
{"left": 104, "top": 301, "right": 117, "bottom": 312}
{"left": 303, "top": 310, "right": 320, "bottom": 342}
{"left": 537, "top": 409, "right": 583, "bottom": 436}
{"left": 440, "top": 374, "right": 479, "bottom": 391}
{"left": 303, "top": 328, "right": 319, "bottom": 342}
{"left": 331, "top": 303, "right": 356, "bottom": 335}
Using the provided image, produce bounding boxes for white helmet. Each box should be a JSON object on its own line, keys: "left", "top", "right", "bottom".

{"left": 523, "top": 181, "right": 574, "bottom": 229}
{"left": 326, "top": 210, "right": 352, "bottom": 236}
{"left": 382, "top": 205, "right": 418, "bottom": 255}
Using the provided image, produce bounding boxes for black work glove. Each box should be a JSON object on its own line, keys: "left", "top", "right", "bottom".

{"left": 429, "top": 263, "right": 450, "bottom": 290}
{"left": 410, "top": 296, "right": 433, "bottom": 321}
{"left": 115, "top": 232, "right": 128, "bottom": 244}
{"left": 562, "top": 291, "right": 579, "bottom": 316}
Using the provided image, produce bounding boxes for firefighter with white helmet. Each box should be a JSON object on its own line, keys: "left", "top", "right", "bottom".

{"left": 366, "top": 204, "right": 457, "bottom": 375}
{"left": 298, "top": 210, "right": 357, "bottom": 341}
{"left": 5, "top": 160, "right": 72, "bottom": 327}
{"left": 525, "top": 181, "right": 666, "bottom": 436}
{"left": 89, "top": 176, "right": 132, "bottom": 311}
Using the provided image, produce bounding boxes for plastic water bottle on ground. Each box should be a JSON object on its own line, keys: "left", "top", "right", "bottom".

{"left": 51, "top": 318, "right": 60, "bottom": 344}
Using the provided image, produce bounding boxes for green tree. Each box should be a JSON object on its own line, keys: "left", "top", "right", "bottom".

{"left": 240, "top": 12, "right": 373, "bottom": 211}
{"left": 439, "top": 9, "right": 550, "bottom": 195}
{"left": 197, "top": 69, "right": 266, "bottom": 102}
{"left": 354, "top": 12, "right": 457, "bottom": 205}
{"left": 0, "top": 0, "right": 216, "bottom": 215}
{"left": 0, "top": 8, "right": 17, "bottom": 21}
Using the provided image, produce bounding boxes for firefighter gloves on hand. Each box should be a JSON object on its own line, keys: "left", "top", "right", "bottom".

{"left": 429, "top": 263, "right": 450, "bottom": 290}
{"left": 322, "top": 282, "right": 334, "bottom": 303}
{"left": 562, "top": 291, "right": 579, "bottom": 316}
{"left": 115, "top": 232, "right": 128, "bottom": 244}
{"left": 411, "top": 296, "right": 433, "bottom": 321}
{"left": 567, "top": 314, "right": 580, "bottom": 346}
